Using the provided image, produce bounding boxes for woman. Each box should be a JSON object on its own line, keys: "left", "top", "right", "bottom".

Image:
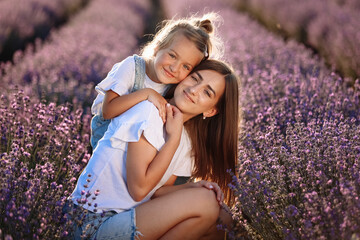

{"left": 68, "top": 59, "right": 239, "bottom": 239}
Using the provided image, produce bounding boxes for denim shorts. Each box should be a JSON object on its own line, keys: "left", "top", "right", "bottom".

{"left": 90, "top": 114, "right": 110, "bottom": 149}
{"left": 65, "top": 203, "right": 141, "bottom": 240}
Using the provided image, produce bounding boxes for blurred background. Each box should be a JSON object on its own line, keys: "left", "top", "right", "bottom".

{"left": 0, "top": 0, "right": 359, "bottom": 239}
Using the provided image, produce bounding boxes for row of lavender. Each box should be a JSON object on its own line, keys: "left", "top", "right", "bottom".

{"left": 0, "top": 0, "right": 89, "bottom": 61}
{"left": 0, "top": 0, "right": 149, "bottom": 109}
{"left": 328, "top": 0, "right": 360, "bottom": 10}
{"left": 0, "top": 0, "right": 151, "bottom": 238}
{"left": 161, "top": 0, "right": 360, "bottom": 239}
{"left": 229, "top": 0, "right": 360, "bottom": 81}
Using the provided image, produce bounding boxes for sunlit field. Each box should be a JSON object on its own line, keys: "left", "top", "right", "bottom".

{"left": 1, "top": 0, "right": 359, "bottom": 239}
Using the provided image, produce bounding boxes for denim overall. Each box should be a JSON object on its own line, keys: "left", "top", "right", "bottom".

{"left": 90, "top": 55, "right": 146, "bottom": 149}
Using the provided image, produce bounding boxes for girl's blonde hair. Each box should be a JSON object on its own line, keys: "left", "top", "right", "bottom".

{"left": 141, "top": 12, "right": 224, "bottom": 60}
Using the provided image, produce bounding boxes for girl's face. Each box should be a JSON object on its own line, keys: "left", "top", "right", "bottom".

{"left": 171, "top": 69, "right": 226, "bottom": 121}
{"left": 151, "top": 33, "right": 204, "bottom": 84}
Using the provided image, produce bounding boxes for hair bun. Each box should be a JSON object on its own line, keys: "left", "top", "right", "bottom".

{"left": 199, "top": 19, "right": 213, "bottom": 34}
{"left": 198, "top": 12, "right": 224, "bottom": 60}
{"left": 197, "top": 12, "right": 222, "bottom": 34}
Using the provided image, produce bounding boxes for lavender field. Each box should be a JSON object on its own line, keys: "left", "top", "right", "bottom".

{"left": 0, "top": 0, "right": 89, "bottom": 61}
{"left": 230, "top": 0, "right": 360, "bottom": 80}
{"left": 1, "top": 0, "right": 359, "bottom": 239}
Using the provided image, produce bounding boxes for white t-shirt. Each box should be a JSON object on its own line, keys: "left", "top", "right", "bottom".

{"left": 71, "top": 100, "right": 193, "bottom": 213}
{"left": 91, "top": 55, "right": 169, "bottom": 116}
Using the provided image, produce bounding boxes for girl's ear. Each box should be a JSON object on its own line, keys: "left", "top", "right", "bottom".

{"left": 203, "top": 107, "right": 218, "bottom": 118}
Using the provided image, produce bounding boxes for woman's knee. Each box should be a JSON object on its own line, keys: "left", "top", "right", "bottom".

{"left": 191, "top": 188, "right": 220, "bottom": 220}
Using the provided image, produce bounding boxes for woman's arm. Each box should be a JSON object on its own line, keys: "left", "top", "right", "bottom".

{"left": 102, "top": 89, "right": 168, "bottom": 122}
{"left": 126, "top": 105, "right": 183, "bottom": 202}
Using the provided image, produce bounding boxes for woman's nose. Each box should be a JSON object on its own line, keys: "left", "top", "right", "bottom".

{"left": 189, "top": 84, "right": 201, "bottom": 95}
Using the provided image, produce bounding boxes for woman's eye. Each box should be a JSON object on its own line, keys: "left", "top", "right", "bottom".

{"left": 183, "top": 65, "right": 190, "bottom": 71}
{"left": 169, "top": 53, "right": 175, "bottom": 58}
{"left": 191, "top": 76, "right": 198, "bottom": 82}
{"left": 204, "top": 90, "right": 211, "bottom": 97}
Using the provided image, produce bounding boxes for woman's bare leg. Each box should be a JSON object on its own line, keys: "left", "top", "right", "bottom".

{"left": 200, "top": 207, "right": 233, "bottom": 240}
{"left": 135, "top": 187, "right": 220, "bottom": 240}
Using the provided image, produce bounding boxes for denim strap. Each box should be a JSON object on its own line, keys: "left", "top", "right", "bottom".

{"left": 132, "top": 54, "right": 146, "bottom": 92}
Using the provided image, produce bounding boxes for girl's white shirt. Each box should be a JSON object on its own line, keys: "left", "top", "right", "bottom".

{"left": 71, "top": 100, "right": 193, "bottom": 213}
{"left": 91, "top": 56, "right": 168, "bottom": 116}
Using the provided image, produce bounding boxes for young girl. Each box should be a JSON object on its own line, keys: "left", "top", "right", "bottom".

{"left": 90, "top": 12, "right": 224, "bottom": 149}
{"left": 69, "top": 59, "right": 239, "bottom": 239}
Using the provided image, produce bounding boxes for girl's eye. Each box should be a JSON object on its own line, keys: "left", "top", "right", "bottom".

{"left": 191, "top": 76, "right": 198, "bottom": 82}
{"left": 183, "top": 65, "right": 190, "bottom": 71}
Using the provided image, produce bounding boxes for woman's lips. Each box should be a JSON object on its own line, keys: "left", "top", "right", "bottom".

{"left": 183, "top": 90, "right": 195, "bottom": 103}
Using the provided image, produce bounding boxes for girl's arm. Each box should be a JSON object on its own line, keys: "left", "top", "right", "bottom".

{"left": 151, "top": 178, "right": 190, "bottom": 198}
{"left": 152, "top": 179, "right": 224, "bottom": 205}
{"left": 102, "top": 89, "right": 168, "bottom": 122}
{"left": 126, "top": 105, "right": 183, "bottom": 202}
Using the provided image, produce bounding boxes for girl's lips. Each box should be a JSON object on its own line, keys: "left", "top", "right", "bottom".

{"left": 163, "top": 68, "right": 174, "bottom": 78}
{"left": 183, "top": 90, "right": 195, "bottom": 103}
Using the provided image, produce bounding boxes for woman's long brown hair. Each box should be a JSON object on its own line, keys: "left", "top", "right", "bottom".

{"left": 184, "top": 60, "right": 240, "bottom": 206}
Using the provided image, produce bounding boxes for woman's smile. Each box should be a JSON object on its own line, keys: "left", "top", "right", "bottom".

{"left": 183, "top": 90, "right": 195, "bottom": 103}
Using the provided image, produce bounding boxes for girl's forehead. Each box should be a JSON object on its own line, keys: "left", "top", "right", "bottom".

{"left": 166, "top": 34, "right": 204, "bottom": 65}
{"left": 168, "top": 33, "right": 195, "bottom": 49}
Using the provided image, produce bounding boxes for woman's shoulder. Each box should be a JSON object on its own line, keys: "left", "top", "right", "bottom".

{"left": 112, "top": 100, "right": 161, "bottom": 126}
{"left": 128, "top": 100, "right": 157, "bottom": 114}
{"left": 107, "top": 101, "right": 165, "bottom": 150}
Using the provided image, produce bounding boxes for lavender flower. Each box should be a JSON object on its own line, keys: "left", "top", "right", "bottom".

{"left": 0, "top": 90, "right": 91, "bottom": 238}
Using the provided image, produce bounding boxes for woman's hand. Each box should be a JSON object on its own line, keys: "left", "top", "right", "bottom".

{"left": 192, "top": 180, "right": 224, "bottom": 205}
{"left": 164, "top": 104, "right": 183, "bottom": 142}
{"left": 147, "top": 89, "right": 168, "bottom": 123}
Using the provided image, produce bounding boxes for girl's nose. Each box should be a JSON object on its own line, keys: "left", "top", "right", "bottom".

{"left": 170, "top": 61, "right": 180, "bottom": 73}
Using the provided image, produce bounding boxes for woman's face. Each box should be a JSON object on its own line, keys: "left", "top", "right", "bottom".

{"left": 172, "top": 69, "right": 226, "bottom": 120}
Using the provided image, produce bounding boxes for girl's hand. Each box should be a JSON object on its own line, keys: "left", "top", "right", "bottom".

{"left": 165, "top": 104, "right": 183, "bottom": 142}
{"left": 147, "top": 90, "right": 168, "bottom": 123}
{"left": 192, "top": 180, "right": 224, "bottom": 205}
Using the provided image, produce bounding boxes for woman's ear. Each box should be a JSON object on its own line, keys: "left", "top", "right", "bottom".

{"left": 203, "top": 107, "right": 218, "bottom": 118}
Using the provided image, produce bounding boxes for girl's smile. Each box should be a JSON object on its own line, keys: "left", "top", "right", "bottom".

{"left": 163, "top": 67, "right": 175, "bottom": 78}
